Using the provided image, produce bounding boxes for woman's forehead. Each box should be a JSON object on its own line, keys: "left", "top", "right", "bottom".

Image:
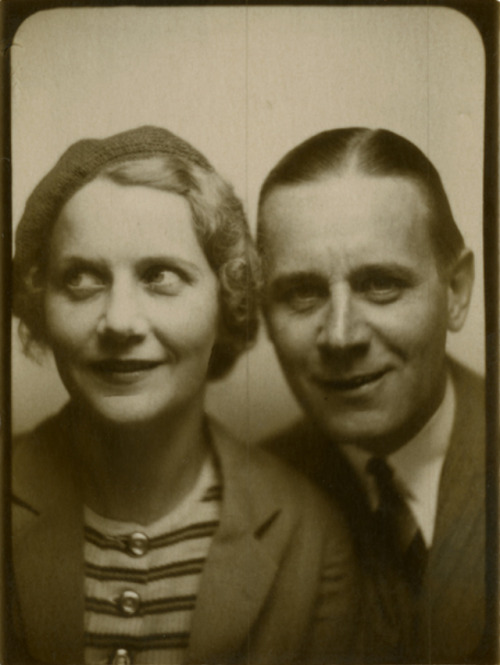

{"left": 50, "top": 178, "right": 205, "bottom": 261}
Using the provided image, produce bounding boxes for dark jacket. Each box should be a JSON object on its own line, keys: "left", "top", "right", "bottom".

{"left": 11, "top": 409, "right": 359, "bottom": 665}
{"left": 267, "top": 359, "right": 490, "bottom": 664}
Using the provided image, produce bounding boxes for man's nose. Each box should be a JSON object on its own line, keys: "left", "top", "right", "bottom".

{"left": 97, "top": 278, "right": 148, "bottom": 340}
{"left": 317, "top": 284, "right": 369, "bottom": 350}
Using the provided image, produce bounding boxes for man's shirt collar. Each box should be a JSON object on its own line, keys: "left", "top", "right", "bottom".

{"left": 340, "top": 373, "right": 456, "bottom": 546}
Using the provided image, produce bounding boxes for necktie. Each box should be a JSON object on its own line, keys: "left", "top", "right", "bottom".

{"left": 366, "top": 456, "right": 427, "bottom": 590}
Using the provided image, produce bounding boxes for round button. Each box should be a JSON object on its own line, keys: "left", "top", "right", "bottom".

{"left": 127, "top": 532, "right": 149, "bottom": 556}
{"left": 111, "top": 648, "right": 131, "bottom": 665}
{"left": 119, "top": 590, "right": 141, "bottom": 616}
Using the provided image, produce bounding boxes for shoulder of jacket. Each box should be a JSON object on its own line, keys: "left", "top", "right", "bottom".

{"left": 448, "top": 357, "right": 484, "bottom": 399}
{"left": 209, "top": 417, "right": 344, "bottom": 532}
{"left": 262, "top": 418, "right": 317, "bottom": 462}
{"left": 13, "top": 411, "right": 63, "bottom": 471}
{"left": 12, "top": 409, "right": 71, "bottom": 515}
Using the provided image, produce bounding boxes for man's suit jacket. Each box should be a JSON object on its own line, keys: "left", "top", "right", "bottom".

{"left": 10, "top": 408, "right": 359, "bottom": 665}
{"left": 268, "top": 359, "right": 490, "bottom": 664}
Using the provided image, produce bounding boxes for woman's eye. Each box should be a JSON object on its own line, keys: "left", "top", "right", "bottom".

{"left": 64, "top": 271, "right": 104, "bottom": 298}
{"left": 144, "top": 267, "right": 183, "bottom": 294}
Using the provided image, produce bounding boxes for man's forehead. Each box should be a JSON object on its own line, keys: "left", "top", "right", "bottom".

{"left": 262, "top": 172, "right": 429, "bottom": 216}
{"left": 258, "top": 176, "right": 448, "bottom": 288}
{"left": 261, "top": 175, "right": 432, "bottom": 251}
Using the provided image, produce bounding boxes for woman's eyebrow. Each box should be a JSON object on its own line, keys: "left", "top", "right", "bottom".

{"left": 52, "top": 254, "right": 106, "bottom": 269}
{"left": 53, "top": 254, "right": 203, "bottom": 274}
{"left": 135, "top": 255, "right": 203, "bottom": 275}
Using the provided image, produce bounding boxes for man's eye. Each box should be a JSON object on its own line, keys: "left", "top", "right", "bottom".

{"left": 64, "top": 271, "right": 104, "bottom": 298}
{"left": 360, "top": 276, "right": 405, "bottom": 302}
{"left": 281, "top": 285, "right": 327, "bottom": 312}
{"left": 144, "top": 267, "right": 183, "bottom": 294}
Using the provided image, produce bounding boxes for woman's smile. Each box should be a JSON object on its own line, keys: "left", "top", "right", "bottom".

{"left": 88, "top": 358, "right": 167, "bottom": 385}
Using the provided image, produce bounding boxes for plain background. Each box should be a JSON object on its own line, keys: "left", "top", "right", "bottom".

{"left": 11, "top": 6, "right": 485, "bottom": 442}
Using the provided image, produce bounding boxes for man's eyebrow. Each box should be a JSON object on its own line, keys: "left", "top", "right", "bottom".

{"left": 351, "top": 263, "right": 417, "bottom": 279}
{"left": 268, "top": 271, "right": 324, "bottom": 290}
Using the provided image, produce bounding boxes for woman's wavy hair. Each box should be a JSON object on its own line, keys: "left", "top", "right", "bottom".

{"left": 13, "top": 129, "right": 260, "bottom": 380}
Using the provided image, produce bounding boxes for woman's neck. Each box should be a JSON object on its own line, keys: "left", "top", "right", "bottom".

{"left": 69, "top": 400, "right": 209, "bottom": 525}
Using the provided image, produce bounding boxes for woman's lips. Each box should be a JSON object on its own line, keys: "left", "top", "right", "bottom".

{"left": 313, "top": 369, "right": 388, "bottom": 392}
{"left": 90, "top": 359, "right": 163, "bottom": 374}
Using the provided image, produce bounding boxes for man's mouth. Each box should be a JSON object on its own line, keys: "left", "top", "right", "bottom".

{"left": 313, "top": 369, "right": 388, "bottom": 391}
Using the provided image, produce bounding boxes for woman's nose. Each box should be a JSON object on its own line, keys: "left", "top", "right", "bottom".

{"left": 317, "top": 284, "right": 369, "bottom": 350}
{"left": 96, "top": 279, "right": 148, "bottom": 340}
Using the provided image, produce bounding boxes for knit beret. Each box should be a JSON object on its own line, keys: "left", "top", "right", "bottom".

{"left": 14, "top": 125, "right": 214, "bottom": 272}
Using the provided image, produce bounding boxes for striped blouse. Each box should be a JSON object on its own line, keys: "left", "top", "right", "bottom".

{"left": 83, "top": 455, "right": 221, "bottom": 665}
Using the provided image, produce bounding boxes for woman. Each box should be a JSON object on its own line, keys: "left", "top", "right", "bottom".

{"left": 11, "top": 126, "right": 358, "bottom": 665}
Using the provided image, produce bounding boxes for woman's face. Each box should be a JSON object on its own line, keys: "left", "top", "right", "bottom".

{"left": 44, "top": 177, "right": 220, "bottom": 425}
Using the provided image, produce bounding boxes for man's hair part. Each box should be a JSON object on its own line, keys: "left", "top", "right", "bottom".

{"left": 257, "top": 127, "right": 465, "bottom": 275}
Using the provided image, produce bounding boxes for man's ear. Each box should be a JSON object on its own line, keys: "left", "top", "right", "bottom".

{"left": 447, "top": 248, "right": 474, "bottom": 332}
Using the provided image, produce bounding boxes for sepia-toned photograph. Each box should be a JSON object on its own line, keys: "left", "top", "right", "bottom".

{"left": 3, "top": 2, "right": 498, "bottom": 664}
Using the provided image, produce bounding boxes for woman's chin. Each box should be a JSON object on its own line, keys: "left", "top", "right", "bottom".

{"left": 71, "top": 390, "right": 202, "bottom": 429}
{"left": 71, "top": 394, "right": 163, "bottom": 427}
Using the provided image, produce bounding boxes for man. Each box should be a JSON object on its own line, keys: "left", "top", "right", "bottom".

{"left": 257, "top": 128, "right": 491, "bottom": 663}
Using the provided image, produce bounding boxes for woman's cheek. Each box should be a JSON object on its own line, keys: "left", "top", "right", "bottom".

{"left": 45, "top": 295, "right": 97, "bottom": 348}
{"left": 153, "top": 291, "right": 219, "bottom": 353}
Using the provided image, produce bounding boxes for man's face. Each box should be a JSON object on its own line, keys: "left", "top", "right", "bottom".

{"left": 261, "top": 174, "right": 465, "bottom": 455}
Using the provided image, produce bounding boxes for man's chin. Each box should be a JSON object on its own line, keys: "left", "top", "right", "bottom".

{"left": 306, "top": 407, "right": 405, "bottom": 454}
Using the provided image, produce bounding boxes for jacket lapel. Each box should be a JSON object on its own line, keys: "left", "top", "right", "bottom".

{"left": 418, "top": 361, "right": 486, "bottom": 660}
{"left": 268, "top": 420, "right": 406, "bottom": 659}
{"left": 14, "top": 498, "right": 85, "bottom": 664}
{"left": 186, "top": 531, "right": 279, "bottom": 664}
{"left": 186, "top": 422, "right": 281, "bottom": 664}
{"left": 12, "top": 409, "right": 85, "bottom": 664}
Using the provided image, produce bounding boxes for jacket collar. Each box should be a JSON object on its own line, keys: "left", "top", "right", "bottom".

{"left": 186, "top": 417, "right": 283, "bottom": 663}
{"left": 430, "top": 359, "right": 485, "bottom": 561}
{"left": 421, "top": 360, "right": 486, "bottom": 658}
{"left": 13, "top": 410, "right": 284, "bottom": 664}
{"left": 13, "top": 407, "right": 85, "bottom": 664}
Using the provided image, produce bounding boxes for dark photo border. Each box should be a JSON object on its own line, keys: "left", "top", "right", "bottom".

{"left": 1, "top": 1, "right": 497, "bottom": 662}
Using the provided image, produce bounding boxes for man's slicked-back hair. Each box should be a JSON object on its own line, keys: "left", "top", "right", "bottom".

{"left": 257, "top": 127, "right": 465, "bottom": 272}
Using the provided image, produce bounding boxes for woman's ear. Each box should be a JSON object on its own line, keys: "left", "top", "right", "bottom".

{"left": 25, "top": 265, "right": 45, "bottom": 293}
{"left": 447, "top": 249, "right": 474, "bottom": 332}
